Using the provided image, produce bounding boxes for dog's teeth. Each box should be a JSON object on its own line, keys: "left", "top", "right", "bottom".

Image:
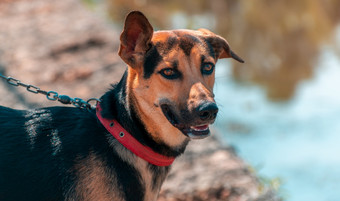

{"left": 191, "top": 125, "right": 209, "bottom": 131}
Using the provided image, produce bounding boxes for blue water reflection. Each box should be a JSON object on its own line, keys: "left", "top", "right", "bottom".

{"left": 215, "top": 45, "right": 340, "bottom": 201}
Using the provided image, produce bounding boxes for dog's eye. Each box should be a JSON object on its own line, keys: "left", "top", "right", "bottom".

{"left": 201, "top": 63, "right": 215, "bottom": 75}
{"left": 159, "top": 68, "right": 181, "bottom": 79}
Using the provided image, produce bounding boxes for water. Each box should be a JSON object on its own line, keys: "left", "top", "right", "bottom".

{"left": 214, "top": 46, "right": 340, "bottom": 201}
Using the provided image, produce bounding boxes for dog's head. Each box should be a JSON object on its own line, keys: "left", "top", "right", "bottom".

{"left": 119, "top": 11, "right": 244, "bottom": 148}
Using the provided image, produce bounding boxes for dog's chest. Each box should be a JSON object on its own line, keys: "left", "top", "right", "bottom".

{"left": 108, "top": 138, "right": 171, "bottom": 201}
{"left": 119, "top": 153, "right": 169, "bottom": 201}
{"left": 134, "top": 159, "right": 166, "bottom": 201}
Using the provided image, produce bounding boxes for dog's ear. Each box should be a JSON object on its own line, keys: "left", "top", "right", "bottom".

{"left": 119, "top": 11, "right": 153, "bottom": 67}
{"left": 198, "top": 28, "right": 244, "bottom": 63}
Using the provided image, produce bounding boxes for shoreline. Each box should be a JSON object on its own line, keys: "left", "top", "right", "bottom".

{"left": 159, "top": 132, "right": 279, "bottom": 201}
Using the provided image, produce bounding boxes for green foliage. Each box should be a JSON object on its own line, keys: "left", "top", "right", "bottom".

{"left": 248, "top": 165, "right": 287, "bottom": 200}
{"left": 82, "top": 0, "right": 97, "bottom": 10}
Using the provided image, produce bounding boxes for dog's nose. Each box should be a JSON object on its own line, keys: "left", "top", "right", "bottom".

{"left": 197, "top": 102, "right": 219, "bottom": 121}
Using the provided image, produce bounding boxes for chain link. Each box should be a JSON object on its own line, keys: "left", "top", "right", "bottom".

{"left": 0, "top": 73, "right": 100, "bottom": 110}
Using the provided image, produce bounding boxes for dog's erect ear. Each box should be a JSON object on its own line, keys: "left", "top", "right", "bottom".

{"left": 198, "top": 28, "right": 244, "bottom": 63}
{"left": 119, "top": 11, "right": 153, "bottom": 67}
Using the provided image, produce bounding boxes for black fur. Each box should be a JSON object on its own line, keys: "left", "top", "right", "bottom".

{"left": 148, "top": 164, "right": 170, "bottom": 191}
{"left": 101, "top": 70, "right": 188, "bottom": 157}
{"left": 0, "top": 106, "right": 105, "bottom": 200}
{"left": 0, "top": 72, "right": 184, "bottom": 201}
{"left": 155, "top": 36, "right": 178, "bottom": 55}
{"left": 202, "top": 36, "right": 222, "bottom": 59}
{"left": 143, "top": 45, "right": 163, "bottom": 79}
{"left": 178, "top": 34, "right": 200, "bottom": 56}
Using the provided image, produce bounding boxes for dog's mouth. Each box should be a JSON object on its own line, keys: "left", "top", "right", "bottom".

{"left": 160, "top": 104, "right": 211, "bottom": 139}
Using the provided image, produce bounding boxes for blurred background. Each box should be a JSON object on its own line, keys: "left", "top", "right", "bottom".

{"left": 104, "top": 0, "right": 340, "bottom": 200}
{"left": 1, "top": 0, "right": 340, "bottom": 200}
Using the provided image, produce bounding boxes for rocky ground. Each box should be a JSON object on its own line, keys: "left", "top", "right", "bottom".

{"left": 0, "top": 0, "right": 279, "bottom": 200}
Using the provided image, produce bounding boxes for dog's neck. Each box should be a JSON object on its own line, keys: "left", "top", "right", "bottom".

{"left": 100, "top": 70, "right": 188, "bottom": 158}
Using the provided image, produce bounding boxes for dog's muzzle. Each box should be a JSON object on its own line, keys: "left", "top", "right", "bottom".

{"left": 160, "top": 101, "right": 218, "bottom": 139}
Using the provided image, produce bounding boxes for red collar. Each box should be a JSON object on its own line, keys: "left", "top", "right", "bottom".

{"left": 96, "top": 103, "right": 175, "bottom": 166}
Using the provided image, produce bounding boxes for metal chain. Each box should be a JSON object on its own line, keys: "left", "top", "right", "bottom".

{"left": 0, "top": 73, "right": 100, "bottom": 110}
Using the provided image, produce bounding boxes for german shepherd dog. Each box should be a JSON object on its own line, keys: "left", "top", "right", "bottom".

{"left": 0, "top": 11, "right": 243, "bottom": 201}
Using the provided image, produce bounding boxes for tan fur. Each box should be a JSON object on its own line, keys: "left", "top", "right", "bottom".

{"left": 70, "top": 153, "right": 124, "bottom": 201}
{"left": 133, "top": 159, "right": 161, "bottom": 201}
{"left": 127, "top": 69, "right": 189, "bottom": 147}
{"left": 108, "top": 138, "right": 166, "bottom": 201}
{"left": 127, "top": 32, "right": 216, "bottom": 148}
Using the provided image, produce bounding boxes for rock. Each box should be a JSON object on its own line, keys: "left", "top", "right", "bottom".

{"left": 0, "top": 0, "right": 125, "bottom": 108}
{"left": 158, "top": 136, "right": 279, "bottom": 201}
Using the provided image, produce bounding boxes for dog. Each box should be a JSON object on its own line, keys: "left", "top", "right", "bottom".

{"left": 0, "top": 11, "right": 243, "bottom": 201}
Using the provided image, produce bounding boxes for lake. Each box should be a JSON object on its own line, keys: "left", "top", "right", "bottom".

{"left": 215, "top": 38, "right": 340, "bottom": 201}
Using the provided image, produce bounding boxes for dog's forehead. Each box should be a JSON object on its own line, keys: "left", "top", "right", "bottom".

{"left": 153, "top": 29, "right": 201, "bottom": 40}
{"left": 152, "top": 30, "right": 212, "bottom": 56}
